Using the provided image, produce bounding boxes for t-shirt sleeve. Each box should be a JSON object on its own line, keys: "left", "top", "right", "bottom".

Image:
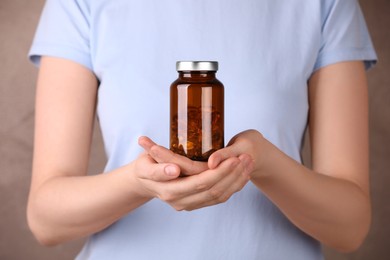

{"left": 313, "top": 0, "right": 377, "bottom": 71}
{"left": 28, "top": 0, "right": 92, "bottom": 71}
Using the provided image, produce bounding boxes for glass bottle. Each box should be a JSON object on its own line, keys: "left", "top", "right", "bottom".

{"left": 170, "top": 61, "right": 224, "bottom": 161}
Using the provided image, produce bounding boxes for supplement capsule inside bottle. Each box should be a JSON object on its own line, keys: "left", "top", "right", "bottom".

{"left": 170, "top": 61, "right": 224, "bottom": 161}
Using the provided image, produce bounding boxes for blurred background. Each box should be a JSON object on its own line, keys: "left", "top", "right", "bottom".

{"left": 0, "top": 0, "right": 389, "bottom": 259}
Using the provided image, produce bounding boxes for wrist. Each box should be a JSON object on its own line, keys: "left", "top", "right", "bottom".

{"left": 122, "top": 162, "right": 155, "bottom": 201}
{"left": 251, "top": 137, "right": 275, "bottom": 182}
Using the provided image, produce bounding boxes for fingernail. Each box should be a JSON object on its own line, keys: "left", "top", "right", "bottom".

{"left": 165, "top": 165, "right": 178, "bottom": 176}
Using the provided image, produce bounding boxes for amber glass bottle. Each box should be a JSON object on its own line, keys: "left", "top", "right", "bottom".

{"left": 170, "top": 61, "right": 224, "bottom": 161}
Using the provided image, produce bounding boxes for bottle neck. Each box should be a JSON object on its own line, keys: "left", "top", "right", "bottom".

{"left": 178, "top": 71, "right": 216, "bottom": 80}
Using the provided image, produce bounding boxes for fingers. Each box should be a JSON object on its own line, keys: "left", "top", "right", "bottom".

{"left": 136, "top": 153, "right": 254, "bottom": 211}
{"left": 144, "top": 159, "right": 232, "bottom": 203}
{"left": 208, "top": 130, "right": 260, "bottom": 169}
{"left": 238, "top": 153, "right": 255, "bottom": 177}
{"left": 208, "top": 145, "right": 239, "bottom": 169}
{"left": 138, "top": 136, "right": 155, "bottom": 152}
{"left": 138, "top": 136, "right": 208, "bottom": 176}
{"left": 135, "top": 132, "right": 260, "bottom": 212}
{"left": 136, "top": 154, "right": 181, "bottom": 182}
{"left": 170, "top": 157, "right": 251, "bottom": 211}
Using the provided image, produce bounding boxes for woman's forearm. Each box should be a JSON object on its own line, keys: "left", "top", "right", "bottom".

{"left": 27, "top": 164, "right": 150, "bottom": 246}
{"left": 251, "top": 139, "right": 371, "bottom": 252}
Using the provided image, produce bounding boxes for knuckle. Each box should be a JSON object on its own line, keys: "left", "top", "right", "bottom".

{"left": 165, "top": 148, "right": 176, "bottom": 161}
{"left": 228, "top": 157, "right": 240, "bottom": 168}
{"left": 237, "top": 181, "right": 247, "bottom": 191}
{"left": 159, "top": 189, "right": 175, "bottom": 202}
{"left": 159, "top": 194, "right": 172, "bottom": 202}
{"left": 209, "top": 188, "right": 224, "bottom": 200}
{"left": 242, "top": 138, "right": 253, "bottom": 148}
{"left": 154, "top": 145, "right": 176, "bottom": 163}
{"left": 150, "top": 145, "right": 161, "bottom": 158}
{"left": 195, "top": 180, "right": 208, "bottom": 191}
{"left": 218, "top": 194, "right": 230, "bottom": 203}
{"left": 185, "top": 206, "right": 196, "bottom": 212}
{"left": 172, "top": 204, "right": 185, "bottom": 211}
{"left": 149, "top": 168, "right": 158, "bottom": 180}
{"left": 189, "top": 160, "right": 206, "bottom": 174}
{"left": 188, "top": 160, "right": 197, "bottom": 173}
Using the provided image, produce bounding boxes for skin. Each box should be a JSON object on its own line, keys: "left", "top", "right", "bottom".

{"left": 28, "top": 57, "right": 370, "bottom": 253}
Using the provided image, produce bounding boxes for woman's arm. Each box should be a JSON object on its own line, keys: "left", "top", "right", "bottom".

{"left": 208, "top": 61, "right": 370, "bottom": 252}
{"left": 28, "top": 56, "right": 230, "bottom": 246}
{"left": 28, "top": 57, "right": 145, "bottom": 245}
{"left": 142, "top": 61, "right": 371, "bottom": 252}
{"left": 28, "top": 57, "right": 188, "bottom": 246}
{"left": 254, "top": 61, "right": 370, "bottom": 252}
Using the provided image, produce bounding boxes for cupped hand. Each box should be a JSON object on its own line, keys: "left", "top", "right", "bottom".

{"left": 208, "top": 129, "right": 265, "bottom": 173}
{"left": 131, "top": 136, "right": 254, "bottom": 211}
{"left": 138, "top": 136, "right": 208, "bottom": 176}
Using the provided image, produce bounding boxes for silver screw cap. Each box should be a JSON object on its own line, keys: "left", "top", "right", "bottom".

{"left": 176, "top": 61, "right": 218, "bottom": 71}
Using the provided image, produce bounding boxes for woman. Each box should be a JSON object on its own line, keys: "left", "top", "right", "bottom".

{"left": 28, "top": 0, "right": 377, "bottom": 259}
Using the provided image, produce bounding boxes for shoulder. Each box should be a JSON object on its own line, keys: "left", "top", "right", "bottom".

{"left": 320, "top": 0, "right": 361, "bottom": 21}
{"left": 43, "top": 0, "right": 92, "bottom": 17}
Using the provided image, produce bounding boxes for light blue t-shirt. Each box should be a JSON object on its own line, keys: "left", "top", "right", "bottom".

{"left": 29, "top": 0, "right": 376, "bottom": 259}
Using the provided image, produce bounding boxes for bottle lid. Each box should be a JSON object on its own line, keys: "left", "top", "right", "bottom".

{"left": 176, "top": 61, "right": 218, "bottom": 72}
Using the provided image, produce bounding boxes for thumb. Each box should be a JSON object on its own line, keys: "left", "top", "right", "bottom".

{"left": 208, "top": 146, "right": 238, "bottom": 169}
{"left": 144, "top": 163, "right": 181, "bottom": 182}
{"left": 136, "top": 153, "right": 181, "bottom": 182}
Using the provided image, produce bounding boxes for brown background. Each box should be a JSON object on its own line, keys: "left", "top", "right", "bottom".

{"left": 0, "top": 0, "right": 389, "bottom": 259}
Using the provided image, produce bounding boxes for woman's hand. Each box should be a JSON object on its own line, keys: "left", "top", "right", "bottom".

{"left": 138, "top": 137, "right": 208, "bottom": 176}
{"left": 208, "top": 129, "right": 266, "bottom": 174}
{"left": 135, "top": 136, "right": 253, "bottom": 211}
